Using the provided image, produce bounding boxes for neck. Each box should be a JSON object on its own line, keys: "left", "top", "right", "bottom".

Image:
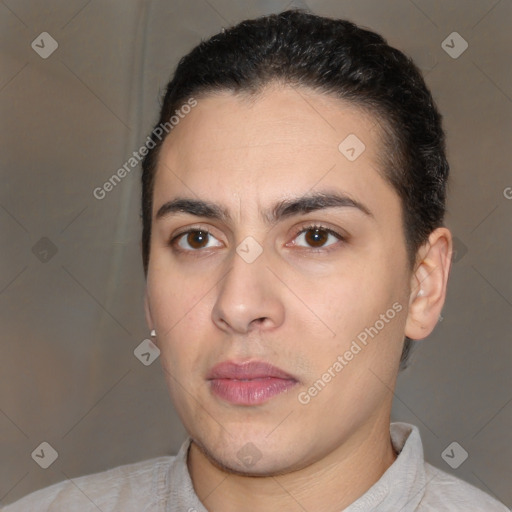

{"left": 187, "top": 417, "right": 397, "bottom": 512}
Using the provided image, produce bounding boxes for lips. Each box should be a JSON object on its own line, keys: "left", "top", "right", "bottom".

{"left": 208, "top": 360, "right": 296, "bottom": 380}
{"left": 207, "top": 360, "right": 298, "bottom": 405}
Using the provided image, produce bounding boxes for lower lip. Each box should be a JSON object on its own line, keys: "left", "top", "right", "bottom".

{"left": 209, "top": 377, "right": 297, "bottom": 405}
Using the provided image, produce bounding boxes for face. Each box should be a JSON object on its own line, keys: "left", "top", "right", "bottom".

{"left": 145, "top": 85, "right": 414, "bottom": 475}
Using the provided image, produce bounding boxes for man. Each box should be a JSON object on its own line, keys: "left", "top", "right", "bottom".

{"left": 4, "top": 9, "right": 508, "bottom": 512}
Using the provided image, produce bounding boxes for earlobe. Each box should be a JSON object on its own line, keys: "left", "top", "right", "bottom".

{"left": 405, "top": 227, "right": 452, "bottom": 340}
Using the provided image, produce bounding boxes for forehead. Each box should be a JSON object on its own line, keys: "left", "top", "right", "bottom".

{"left": 160, "top": 85, "right": 383, "bottom": 163}
{"left": 152, "top": 85, "right": 398, "bottom": 222}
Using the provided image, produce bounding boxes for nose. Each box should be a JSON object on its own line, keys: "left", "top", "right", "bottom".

{"left": 211, "top": 246, "right": 285, "bottom": 335}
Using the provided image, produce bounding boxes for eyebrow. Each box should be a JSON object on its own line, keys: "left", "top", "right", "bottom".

{"left": 155, "top": 191, "right": 374, "bottom": 226}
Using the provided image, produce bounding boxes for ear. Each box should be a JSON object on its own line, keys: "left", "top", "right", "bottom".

{"left": 144, "top": 291, "right": 154, "bottom": 333}
{"left": 405, "top": 227, "right": 453, "bottom": 340}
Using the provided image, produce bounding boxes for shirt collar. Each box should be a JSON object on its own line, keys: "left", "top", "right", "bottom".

{"left": 343, "top": 422, "right": 427, "bottom": 511}
{"left": 165, "top": 422, "right": 426, "bottom": 512}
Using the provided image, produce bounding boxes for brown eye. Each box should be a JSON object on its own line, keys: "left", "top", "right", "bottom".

{"left": 293, "top": 225, "right": 344, "bottom": 249}
{"left": 172, "top": 229, "right": 223, "bottom": 252}
{"left": 304, "top": 228, "right": 329, "bottom": 247}
{"left": 185, "top": 230, "right": 209, "bottom": 249}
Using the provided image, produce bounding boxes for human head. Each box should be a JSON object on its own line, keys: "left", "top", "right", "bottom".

{"left": 141, "top": 9, "right": 449, "bottom": 370}
{"left": 141, "top": 8, "right": 453, "bottom": 481}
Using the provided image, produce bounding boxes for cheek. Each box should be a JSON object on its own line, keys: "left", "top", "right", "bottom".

{"left": 294, "top": 258, "right": 405, "bottom": 361}
{"left": 148, "top": 253, "right": 210, "bottom": 321}
{"left": 147, "top": 266, "right": 209, "bottom": 361}
{"left": 290, "top": 266, "right": 376, "bottom": 337}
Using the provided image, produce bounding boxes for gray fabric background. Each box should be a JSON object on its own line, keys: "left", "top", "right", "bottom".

{"left": 1, "top": 0, "right": 510, "bottom": 508}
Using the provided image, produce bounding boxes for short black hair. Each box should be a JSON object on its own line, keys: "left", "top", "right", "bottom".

{"left": 141, "top": 9, "right": 449, "bottom": 370}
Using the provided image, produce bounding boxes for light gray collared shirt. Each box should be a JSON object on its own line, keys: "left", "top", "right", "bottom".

{"left": 2, "top": 422, "right": 508, "bottom": 511}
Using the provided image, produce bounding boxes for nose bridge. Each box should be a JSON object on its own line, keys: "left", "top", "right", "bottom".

{"left": 212, "top": 243, "right": 284, "bottom": 333}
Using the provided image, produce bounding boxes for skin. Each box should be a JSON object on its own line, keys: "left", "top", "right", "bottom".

{"left": 144, "top": 84, "right": 452, "bottom": 511}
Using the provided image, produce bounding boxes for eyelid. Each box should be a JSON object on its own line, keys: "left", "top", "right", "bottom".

{"left": 170, "top": 224, "right": 224, "bottom": 252}
{"left": 287, "top": 222, "right": 346, "bottom": 251}
{"left": 172, "top": 223, "right": 221, "bottom": 239}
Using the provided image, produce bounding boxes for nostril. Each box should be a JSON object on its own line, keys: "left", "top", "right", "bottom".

{"left": 251, "top": 317, "right": 268, "bottom": 328}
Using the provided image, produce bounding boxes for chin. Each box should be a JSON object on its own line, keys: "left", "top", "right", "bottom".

{"left": 192, "top": 430, "right": 311, "bottom": 477}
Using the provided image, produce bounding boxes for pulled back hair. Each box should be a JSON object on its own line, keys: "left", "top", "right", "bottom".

{"left": 141, "top": 9, "right": 449, "bottom": 370}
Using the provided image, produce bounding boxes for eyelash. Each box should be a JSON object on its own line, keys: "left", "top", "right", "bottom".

{"left": 169, "top": 223, "right": 346, "bottom": 255}
{"left": 289, "top": 224, "right": 346, "bottom": 252}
